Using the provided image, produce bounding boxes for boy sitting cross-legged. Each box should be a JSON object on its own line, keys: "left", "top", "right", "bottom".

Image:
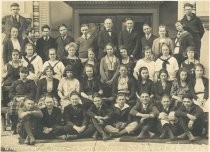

{"left": 130, "top": 91, "right": 159, "bottom": 139}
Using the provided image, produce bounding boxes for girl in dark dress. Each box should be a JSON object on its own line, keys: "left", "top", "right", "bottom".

{"left": 153, "top": 69, "right": 172, "bottom": 104}
{"left": 80, "top": 64, "right": 103, "bottom": 110}
{"left": 82, "top": 48, "right": 99, "bottom": 78}
{"left": 2, "top": 49, "right": 22, "bottom": 106}
{"left": 137, "top": 66, "right": 154, "bottom": 99}
{"left": 62, "top": 42, "right": 83, "bottom": 80}
{"left": 36, "top": 66, "right": 60, "bottom": 108}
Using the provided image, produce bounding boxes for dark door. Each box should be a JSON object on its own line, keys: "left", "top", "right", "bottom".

{"left": 79, "top": 13, "right": 152, "bottom": 38}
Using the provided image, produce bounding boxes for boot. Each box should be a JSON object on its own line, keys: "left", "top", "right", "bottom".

{"left": 167, "top": 128, "right": 175, "bottom": 140}
{"left": 24, "top": 136, "right": 30, "bottom": 145}
{"left": 186, "top": 131, "right": 195, "bottom": 141}
{"left": 92, "top": 131, "right": 99, "bottom": 140}
{"left": 159, "top": 129, "right": 166, "bottom": 139}
{"left": 137, "top": 130, "right": 146, "bottom": 139}
{"left": 66, "top": 134, "right": 78, "bottom": 140}
{"left": 148, "top": 131, "right": 155, "bottom": 138}
{"left": 102, "top": 132, "right": 110, "bottom": 141}
{"left": 29, "top": 135, "right": 35, "bottom": 145}
{"left": 177, "top": 133, "right": 187, "bottom": 139}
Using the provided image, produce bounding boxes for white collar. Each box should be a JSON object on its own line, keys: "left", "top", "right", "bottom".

{"left": 114, "top": 103, "right": 129, "bottom": 110}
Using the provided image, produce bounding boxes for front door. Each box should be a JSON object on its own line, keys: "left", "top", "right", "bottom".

{"left": 79, "top": 13, "right": 152, "bottom": 38}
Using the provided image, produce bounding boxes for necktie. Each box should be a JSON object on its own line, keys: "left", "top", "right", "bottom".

{"left": 14, "top": 15, "right": 18, "bottom": 22}
{"left": 129, "top": 29, "right": 131, "bottom": 33}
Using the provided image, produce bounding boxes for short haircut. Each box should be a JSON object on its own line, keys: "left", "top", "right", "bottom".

{"left": 58, "top": 24, "right": 67, "bottom": 30}
{"left": 161, "top": 94, "right": 171, "bottom": 101}
{"left": 25, "top": 43, "right": 34, "bottom": 50}
{"left": 125, "top": 17, "right": 133, "bottom": 22}
{"left": 140, "top": 91, "right": 150, "bottom": 96}
{"left": 10, "top": 3, "right": 19, "bottom": 7}
{"left": 81, "top": 24, "right": 88, "bottom": 28}
{"left": 119, "top": 45, "right": 127, "bottom": 50}
{"left": 19, "top": 66, "right": 29, "bottom": 74}
{"left": 25, "top": 27, "right": 35, "bottom": 35}
{"left": 41, "top": 25, "right": 50, "bottom": 31}
{"left": 116, "top": 93, "right": 126, "bottom": 99}
{"left": 70, "top": 91, "right": 80, "bottom": 98}
{"left": 143, "top": 23, "right": 151, "bottom": 28}
{"left": 184, "top": 3, "right": 193, "bottom": 8}
{"left": 182, "top": 93, "right": 193, "bottom": 100}
{"left": 93, "top": 93, "right": 102, "bottom": 99}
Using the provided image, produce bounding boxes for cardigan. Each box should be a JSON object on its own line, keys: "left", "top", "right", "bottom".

{"left": 153, "top": 80, "right": 172, "bottom": 101}
{"left": 112, "top": 75, "right": 136, "bottom": 100}
{"left": 152, "top": 37, "right": 174, "bottom": 60}
{"left": 36, "top": 36, "right": 57, "bottom": 62}
{"left": 118, "top": 29, "right": 140, "bottom": 57}
{"left": 188, "top": 76, "right": 209, "bottom": 100}
{"left": 130, "top": 102, "right": 159, "bottom": 118}
{"left": 100, "top": 55, "right": 120, "bottom": 82}
{"left": 63, "top": 104, "right": 88, "bottom": 127}
{"left": 181, "top": 13, "right": 204, "bottom": 39}
{"left": 9, "top": 79, "right": 37, "bottom": 100}
{"left": 175, "top": 103, "right": 204, "bottom": 119}
{"left": 97, "top": 29, "right": 118, "bottom": 59}
{"left": 41, "top": 106, "right": 62, "bottom": 128}
{"left": 36, "top": 78, "right": 60, "bottom": 102}
{"left": 3, "top": 38, "right": 21, "bottom": 64}
{"left": 55, "top": 35, "right": 74, "bottom": 60}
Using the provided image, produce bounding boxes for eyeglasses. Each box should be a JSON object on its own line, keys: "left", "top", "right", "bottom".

{"left": 49, "top": 54, "right": 55, "bottom": 55}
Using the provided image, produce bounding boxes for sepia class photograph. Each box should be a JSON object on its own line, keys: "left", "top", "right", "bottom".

{"left": 1, "top": 0, "right": 209, "bottom": 152}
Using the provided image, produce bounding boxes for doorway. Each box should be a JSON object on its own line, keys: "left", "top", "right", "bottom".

{"left": 79, "top": 14, "right": 152, "bottom": 38}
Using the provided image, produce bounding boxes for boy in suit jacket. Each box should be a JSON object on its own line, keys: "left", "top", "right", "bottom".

{"left": 130, "top": 91, "right": 159, "bottom": 139}
{"left": 141, "top": 24, "right": 157, "bottom": 53}
{"left": 118, "top": 18, "right": 140, "bottom": 59}
{"left": 104, "top": 93, "right": 138, "bottom": 137}
{"left": 97, "top": 18, "right": 118, "bottom": 59}
{"left": 63, "top": 91, "right": 95, "bottom": 140}
{"left": 87, "top": 93, "right": 113, "bottom": 140}
{"left": 40, "top": 96, "right": 65, "bottom": 139}
{"left": 156, "top": 95, "right": 178, "bottom": 140}
{"left": 56, "top": 24, "right": 74, "bottom": 60}
{"left": 36, "top": 25, "right": 56, "bottom": 62}
{"left": 2, "top": 3, "right": 31, "bottom": 43}
{"left": 175, "top": 94, "right": 204, "bottom": 141}
{"left": 17, "top": 99, "right": 43, "bottom": 145}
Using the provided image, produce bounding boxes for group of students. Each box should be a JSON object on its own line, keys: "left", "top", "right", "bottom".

{"left": 1, "top": 2, "right": 209, "bottom": 145}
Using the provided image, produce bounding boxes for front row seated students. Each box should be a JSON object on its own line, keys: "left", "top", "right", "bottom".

{"left": 130, "top": 91, "right": 159, "bottom": 139}
{"left": 17, "top": 98, "right": 43, "bottom": 145}
{"left": 104, "top": 93, "right": 138, "bottom": 137}
{"left": 156, "top": 95, "right": 177, "bottom": 140}
{"left": 40, "top": 96, "right": 64, "bottom": 139}
{"left": 87, "top": 93, "right": 112, "bottom": 140}
{"left": 175, "top": 94, "right": 204, "bottom": 141}
{"left": 63, "top": 91, "right": 95, "bottom": 140}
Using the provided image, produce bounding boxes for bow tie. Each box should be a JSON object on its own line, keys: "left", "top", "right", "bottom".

{"left": 107, "top": 29, "right": 112, "bottom": 32}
